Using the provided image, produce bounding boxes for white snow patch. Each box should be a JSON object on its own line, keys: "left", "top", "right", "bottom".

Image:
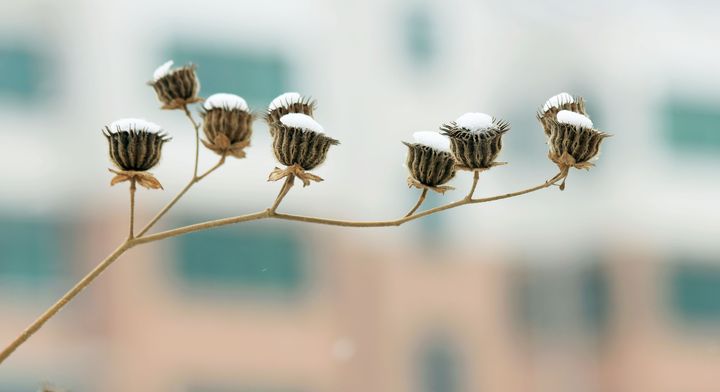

{"left": 269, "top": 92, "right": 302, "bottom": 110}
{"left": 456, "top": 112, "right": 493, "bottom": 132}
{"left": 203, "top": 93, "right": 249, "bottom": 111}
{"left": 557, "top": 110, "right": 593, "bottom": 128}
{"left": 542, "top": 92, "right": 574, "bottom": 113}
{"left": 108, "top": 118, "right": 162, "bottom": 133}
{"left": 413, "top": 131, "right": 451, "bottom": 153}
{"left": 153, "top": 60, "right": 174, "bottom": 81}
{"left": 280, "top": 113, "right": 324, "bottom": 133}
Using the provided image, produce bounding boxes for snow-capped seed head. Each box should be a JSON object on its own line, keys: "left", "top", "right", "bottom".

{"left": 280, "top": 113, "right": 325, "bottom": 134}
{"left": 404, "top": 135, "right": 456, "bottom": 190}
{"left": 201, "top": 97, "right": 253, "bottom": 159}
{"left": 412, "top": 131, "right": 451, "bottom": 153}
{"left": 103, "top": 119, "right": 170, "bottom": 175}
{"left": 271, "top": 114, "right": 339, "bottom": 171}
{"left": 203, "top": 93, "right": 248, "bottom": 111}
{"left": 107, "top": 118, "right": 163, "bottom": 133}
{"left": 441, "top": 117, "right": 510, "bottom": 171}
{"left": 542, "top": 92, "right": 575, "bottom": 113}
{"left": 149, "top": 61, "right": 201, "bottom": 110}
{"left": 153, "top": 60, "right": 174, "bottom": 82}
{"left": 455, "top": 112, "right": 494, "bottom": 132}
{"left": 557, "top": 110, "right": 594, "bottom": 129}
{"left": 269, "top": 92, "right": 302, "bottom": 111}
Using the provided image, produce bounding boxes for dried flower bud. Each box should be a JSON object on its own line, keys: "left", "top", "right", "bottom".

{"left": 265, "top": 92, "right": 316, "bottom": 135}
{"left": 546, "top": 110, "right": 610, "bottom": 171}
{"left": 268, "top": 113, "right": 339, "bottom": 187}
{"left": 103, "top": 118, "right": 170, "bottom": 189}
{"left": 404, "top": 131, "right": 456, "bottom": 193}
{"left": 441, "top": 112, "right": 510, "bottom": 171}
{"left": 148, "top": 60, "right": 202, "bottom": 110}
{"left": 200, "top": 93, "right": 253, "bottom": 159}
{"left": 538, "top": 92, "right": 587, "bottom": 136}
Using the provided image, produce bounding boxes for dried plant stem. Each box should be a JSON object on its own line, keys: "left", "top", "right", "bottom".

{"left": 0, "top": 170, "right": 565, "bottom": 366}
{"left": 128, "top": 178, "right": 137, "bottom": 239}
{"left": 405, "top": 189, "right": 428, "bottom": 217}
{"left": 467, "top": 171, "right": 480, "bottom": 200}
{"left": 182, "top": 104, "right": 201, "bottom": 178}
{"left": 269, "top": 175, "right": 295, "bottom": 214}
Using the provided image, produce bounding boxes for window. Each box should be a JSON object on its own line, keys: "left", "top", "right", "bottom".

{"left": 664, "top": 97, "right": 720, "bottom": 152}
{"left": 669, "top": 260, "right": 720, "bottom": 323}
{"left": 0, "top": 216, "right": 69, "bottom": 284}
{"left": 415, "top": 334, "right": 463, "bottom": 392}
{"left": 0, "top": 42, "right": 50, "bottom": 102}
{"left": 173, "top": 224, "right": 305, "bottom": 294}
{"left": 166, "top": 44, "right": 290, "bottom": 108}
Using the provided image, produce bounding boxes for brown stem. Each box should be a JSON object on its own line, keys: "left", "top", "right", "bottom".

{"left": 182, "top": 104, "right": 201, "bottom": 178}
{"left": 0, "top": 241, "right": 132, "bottom": 365}
{"left": 268, "top": 175, "right": 295, "bottom": 214}
{"left": 128, "top": 178, "right": 137, "bottom": 239}
{"left": 405, "top": 189, "right": 428, "bottom": 217}
{"left": 0, "top": 171, "right": 565, "bottom": 366}
{"left": 467, "top": 170, "right": 480, "bottom": 200}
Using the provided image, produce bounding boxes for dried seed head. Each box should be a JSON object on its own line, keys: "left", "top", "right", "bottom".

{"left": 103, "top": 118, "right": 170, "bottom": 172}
{"left": 148, "top": 60, "right": 202, "bottom": 110}
{"left": 538, "top": 92, "right": 587, "bottom": 136}
{"left": 265, "top": 92, "right": 316, "bottom": 134}
{"left": 404, "top": 131, "right": 456, "bottom": 190}
{"left": 201, "top": 93, "right": 253, "bottom": 159}
{"left": 271, "top": 113, "right": 339, "bottom": 170}
{"left": 441, "top": 112, "right": 510, "bottom": 170}
{"left": 546, "top": 110, "right": 610, "bottom": 169}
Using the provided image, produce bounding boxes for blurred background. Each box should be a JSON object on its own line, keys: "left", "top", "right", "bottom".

{"left": 1, "top": 0, "right": 720, "bottom": 391}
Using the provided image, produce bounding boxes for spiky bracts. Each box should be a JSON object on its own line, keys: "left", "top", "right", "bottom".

{"left": 148, "top": 61, "right": 202, "bottom": 110}
{"left": 545, "top": 115, "right": 610, "bottom": 171}
{"left": 441, "top": 117, "right": 510, "bottom": 171}
{"left": 265, "top": 92, "right": 316, "bottom": 136}
{"left": 538, "top": 92, "right": 587, "bottom": 136}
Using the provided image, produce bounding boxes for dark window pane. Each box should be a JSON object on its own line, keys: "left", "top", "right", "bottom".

{"left": 173, "top": 225, "right": 305, "bottom": 294}
{"left": 670, "top": 261, "right": 720, "bottom": 323}
{"left": 0, "top": 43, "right": 48, "bottom": 101}
{"left": 416, "top": 335, "right": 463, "bottom": 392}
{"left": 0, "top": 216, "right": 68, "bottom": 282}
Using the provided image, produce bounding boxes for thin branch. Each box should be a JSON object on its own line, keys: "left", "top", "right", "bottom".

{"left": 182, "top": 104, "right": 201, "bottom": 178}
{"left": 0, "top": 170, "right": 566, "bottom": 366}
{"left": 268, "top": 175, "right": 295, "bottom": 214}
{"left": 0, "top": 241, "right": 132, "bottom": 365}
{"left": 405, "top": 189, "right": 428, "bottom": 217}
{"left": 128, "top": 178, "right": 137, "bottom": 239}
{"left": 466, "top": 170, "right": 480, "bottom": 200}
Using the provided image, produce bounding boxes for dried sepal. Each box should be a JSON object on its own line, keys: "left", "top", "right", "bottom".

{"left": 109, "top": 169, "right": 163, "bottom": 190}
{"left": 441, "top": 118, "right": 510, "bottom": 171}
{"left": 407, "top": 177, "right": 454, "bottom": 194}
{"left": 268, "top": 164, "right": 324, "bottom": 187}
{"left": 148, "top": 61, "right": 202, "bottom": 110}
{"left": 404, "top": 142, "right": 456, "bottom": 191}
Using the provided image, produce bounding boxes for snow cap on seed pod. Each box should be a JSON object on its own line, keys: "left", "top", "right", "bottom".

{"left": 537, "top": 92, "right": 588, "bottom": 136}
{"left": 102, "top": 118, "right": 170, "bottom": 189}
{"left": 403, "top": 131, "right": 456, "bottom": 194}
{"left": 148, "top": 60, "right": 202, "bottom": 110}
{"left": 440, "top": 112, "right": 510, "bottom": 171}
{"left": 545, "top": 109, "right": 611, "bottom": 174}
{"left": 265, "top": 92, "right": 316, "bottom": 134}
{"left": 200, "top": 93, "right": 253, "bottom": 159}
{"left": 267, "top": 113, "right": 340, "bottom": 187}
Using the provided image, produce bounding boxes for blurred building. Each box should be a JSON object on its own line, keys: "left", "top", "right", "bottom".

{"left": 1, "top": 0, "right": 720, "bottom": 391}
